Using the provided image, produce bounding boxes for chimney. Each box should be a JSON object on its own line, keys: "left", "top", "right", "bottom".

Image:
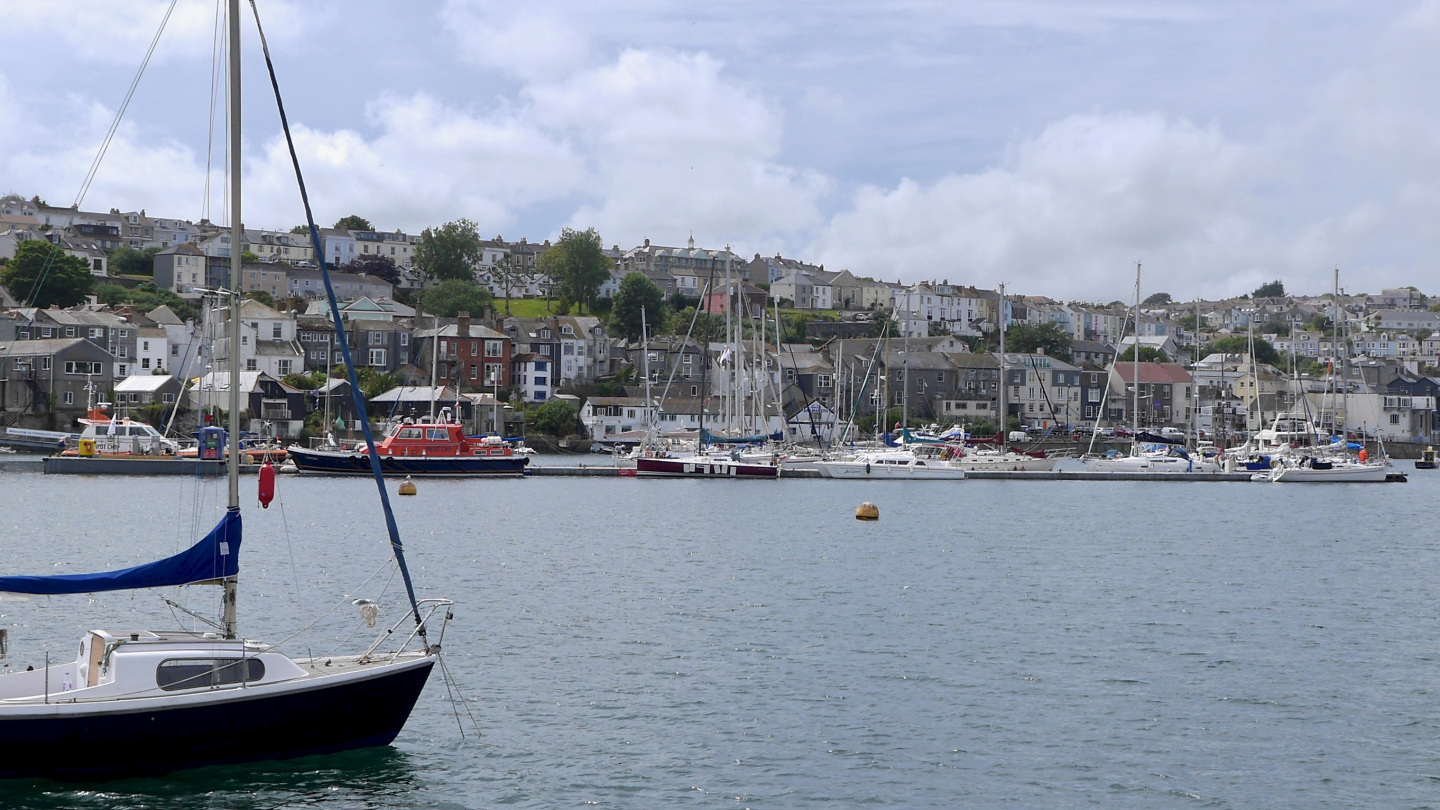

{"left": 457, "top": 311, "right": 471, "bottom": 337}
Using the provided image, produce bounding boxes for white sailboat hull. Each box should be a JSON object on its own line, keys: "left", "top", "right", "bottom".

{"left": 1270, "top": 463, "right": 1388, "bottom": 483}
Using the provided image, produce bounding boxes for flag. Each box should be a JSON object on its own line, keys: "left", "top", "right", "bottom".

{"left": 719, "top": 348, "right": 732, "bottom": 365}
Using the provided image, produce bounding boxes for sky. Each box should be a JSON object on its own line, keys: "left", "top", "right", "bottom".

{"left": 1, "top": 0, "right": 1436, "bottom": 302}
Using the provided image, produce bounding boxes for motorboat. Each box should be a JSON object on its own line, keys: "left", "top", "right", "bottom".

{"left": 288, "top": 409, "right": 529, "bottom": 476}
{"left": 1084, "top": 445, "right": 1221, "bottom": 474}
{"left": 814, "top": 448, "right": 966, "bottom": 479}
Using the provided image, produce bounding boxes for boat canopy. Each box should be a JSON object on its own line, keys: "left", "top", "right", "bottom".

{"left": 700, "top": 428, "right": 782, "bottom": 445}
{"left": 0, "top": 510, "right": 241, "bottom": 596}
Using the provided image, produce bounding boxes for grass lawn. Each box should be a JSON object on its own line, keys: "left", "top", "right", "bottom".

{"left": 492, "top": 297, "right": 612, "bottom": 320}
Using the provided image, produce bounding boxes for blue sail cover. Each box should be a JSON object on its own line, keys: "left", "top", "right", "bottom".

{"left": 0, "top": 510, "right": 241, "bottom": 595}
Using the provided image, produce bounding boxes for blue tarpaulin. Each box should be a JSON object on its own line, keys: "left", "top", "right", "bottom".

{"left": 0, "top": 510, "right": 241, "bottom": 595}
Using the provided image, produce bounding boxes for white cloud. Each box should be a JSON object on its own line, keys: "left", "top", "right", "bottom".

{"left": 808, "top": 112, "right": 1341, "bottom": 301}
{"left": 0, "top": 0, "right": 314, "bottom": 64}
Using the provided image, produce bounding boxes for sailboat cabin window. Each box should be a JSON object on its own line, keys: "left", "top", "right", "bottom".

{"left": 157, "top": 658, "right": 265, "bottom": 691}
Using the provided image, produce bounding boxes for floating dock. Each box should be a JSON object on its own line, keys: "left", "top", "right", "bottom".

{"left": 43, "top": 457, "right": 261, "bottom": 476}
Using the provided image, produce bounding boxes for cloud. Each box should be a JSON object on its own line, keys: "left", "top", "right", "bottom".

{"left": 808, "top": 112, "right": 1334, "bottom": 300}
{"left": 0, "top": 0, "right": 314, "bottom": 64}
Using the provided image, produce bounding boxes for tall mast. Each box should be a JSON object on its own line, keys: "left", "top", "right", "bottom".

{"left": 428, "top": 314, "right": 439, "bottom": 420}
{"left": 641, "top": 306, "right": 654, "bottom": 445}
{"left": 901, "top": 327, "right": 909, "bottom": 437}
{"left": 997, "top": 282, "right": 1006, "bottom": 441}
{"left": 1132, "top": 262, "right": 1140, "bottom": 445}
{"left": 223, "top": 0, "right": 242, "bottom": 640}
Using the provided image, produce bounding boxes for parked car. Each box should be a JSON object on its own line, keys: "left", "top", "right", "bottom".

{"left": 1113, "top": 427, "right": 1133, "bottom": 437}
{"left": 1095, "top": 427, "right": 1116, "bottom": 437}
{"left": 1158, "top": 426, "right": 1185, "bottom": 439}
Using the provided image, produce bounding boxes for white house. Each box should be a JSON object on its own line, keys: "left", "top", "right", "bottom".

{"left": 136, "top": 327, "right": 169, "bottom": 374}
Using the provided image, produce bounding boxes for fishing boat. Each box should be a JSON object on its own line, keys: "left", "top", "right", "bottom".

{"left": 0, "top": 1, "right": 446, "bottom": 778}
{"left": 287, "top": 409, "right": 528, "bottom": 476}
{"left": 1418, "top": 446, "right": 1437, "bottom": 469}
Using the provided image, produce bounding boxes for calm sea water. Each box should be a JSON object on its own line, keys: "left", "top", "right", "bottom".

{"left": 0, "top": 456, "right": 1438, "bottom": 808}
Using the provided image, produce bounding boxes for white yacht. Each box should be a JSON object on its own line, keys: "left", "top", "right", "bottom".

{"left": 814, "top": 448, "right": 967, "bottom": 479}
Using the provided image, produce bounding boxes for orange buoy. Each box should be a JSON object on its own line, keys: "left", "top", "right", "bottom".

{"left": 257, "top": 461, "right": 276, "bottom": 509}
{"left": 1358, "top": 447, "right": 1368, "bottom": 463}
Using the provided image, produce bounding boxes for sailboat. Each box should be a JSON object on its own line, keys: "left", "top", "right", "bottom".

{"left": 0, "top": 2, "right": 444, "bottom": 778}
{"left": 1084, "top": 263, "right": 1219, "bottom": 475}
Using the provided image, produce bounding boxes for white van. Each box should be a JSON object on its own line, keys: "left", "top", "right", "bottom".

{"left": 1007, "top": 430, "right": 1031, "bottom": 443}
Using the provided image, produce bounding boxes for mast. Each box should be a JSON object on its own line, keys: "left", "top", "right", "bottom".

{"left": 1132, "top": 263, "right": 1140, "bottom": 445}
{"left": 223, "top": 0, "right": 242, "bottom": 640}
{"left": 428, "top": 314, "right": 440, "bottom": 421}
{"left": 641, "top": 306, "right": 654, "bottom": 445}
{"left": 700, "top": 261, "right": 714, "bottom": 450}
{"left": 997, "top": 282, "right": 1006, "bottom": 442}
{"left": 901, "top": 327, "right": 909, "bottom": 437}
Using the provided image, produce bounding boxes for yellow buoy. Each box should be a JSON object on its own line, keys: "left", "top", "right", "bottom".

{"left": 398, "top": 477, "right": 417, "bottom": 496}
{"left": 855, "top": 502, "right": 879, "bottom": 521}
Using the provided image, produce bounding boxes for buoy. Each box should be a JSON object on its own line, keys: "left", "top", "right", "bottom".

{"left": 398, "top": 476, "right": 418, "bottom": 496}
{"left": 856, "top": 502, "right": 879, "bottom": 521}
{"left": 257, "top": 462, "right": 276, "bottom": 509}
{"left": 1358, "top": 447, "right": 1368, "bottom": 463}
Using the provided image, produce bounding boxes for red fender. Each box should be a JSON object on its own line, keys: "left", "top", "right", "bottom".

{"left": 258, "top": 461, "right": 276, "bottom": 509}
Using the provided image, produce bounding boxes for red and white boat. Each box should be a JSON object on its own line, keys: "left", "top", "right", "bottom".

{"left": 634, "top": 450, "right": 779, "bottom": 478}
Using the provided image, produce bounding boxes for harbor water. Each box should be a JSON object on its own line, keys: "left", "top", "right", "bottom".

{"left": 0, "top": 456, "right": 1438, "bottom": 807}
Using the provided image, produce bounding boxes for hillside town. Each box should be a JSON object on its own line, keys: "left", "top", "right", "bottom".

{"left": 2, "top": 195, "right": 1438, "bottom": 448}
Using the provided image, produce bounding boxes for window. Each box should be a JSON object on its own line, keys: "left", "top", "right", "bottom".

{"left": 156, "top": 658, "right": 265, "bottom": 691}
{"left": 64, "top": 361, "right": 104, "bottom": 375}
{"left": 171, "top": 345, "right": 179, "bottom": 356}
{"left": 142, "top": 358, "right": 151, "bottom": 369}
{"left": 368, "top": 348, "right": 387, "bottom": 366}
{"left": 272, "top": 323, "right": 282, "bottom": 339}
{"left": 277, "top": 360, "right": 292, "bottom": 376}
{"left": 65, "top": 326, "right": 76, "bottom": 337}
{"left": 484, "top": 363, "right": 503, "bottom": 383}
{"left": 470, "top": 365, "right": 478, "bottom": 380}
{"left": 246, "top": 359, "right": 257, "bottom": 371}
{"left": 64, "top": 392, "right": 75, "bottom": 405}
{"left": 470, "top": 342, "right": 478, "bottom": 357}
{"left": 163, "top": 393, "right": 174, "bottom": 403}
{"left": 117, "top": 364, "right": 127, "bottom": 377}
{"left": 399, "top": 333, "right": 409, "bottom": 347}
{"left": 41, "top": 357, "right": 51, "bottom": 371}
{"left": 89, "top": 328, "right": 103, "bottom": 339}
{"left": 369, "top": 332, "right": 384, "bottom": 346}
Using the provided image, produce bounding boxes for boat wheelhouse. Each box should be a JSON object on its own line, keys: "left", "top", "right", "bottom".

{"left": 288, "top": 411, "right": 529, "bottom": 476}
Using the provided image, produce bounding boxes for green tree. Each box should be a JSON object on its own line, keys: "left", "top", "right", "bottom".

{"left": 1204, "top": 335, "right": 1281, "bottom": 365}
{"left": 1142, "top": 292, "right": 1173, "bottom": 305}
{"left": 414, "top": 218, "right": 482, "bottom": 284}
{"left": 1252, "top": 279, "right": 1286, "bottom": 298}
{"left": 245, "top": 290, "right": 277, "bottom": 308}
{"left": 334, "top": 215, "right": 374, "bottom": 231}
{"left": 290, "top": 224, "right": 310, "bottom": 235}
{"left": 532, "top": 399, "right": 577, "bottom": 436}
{"left": 2, "top": 239, "right": 93, "bottom": 307}
{"left": 1003, "top": 321, "right": 1073, "bottom": 362}
{"left": 108, "top": 245, "right": 161, "bottom": 277}
{"left": 867, "top": 307, "right": 897, "bottom": 339}
{"left": 94, "top": 282, "right": 129, "bottom": 306}
{"left": 1116, "top": 345, "right": 1170, "bottom": 363}
{"left": 610, "top": 272, "right": 667, "bottom": 342}
{"left": 343, "top": 253, "right": 401, "bottom": 286}
{"left": 353, "top": 367, "right": 400, "bottom": 400}
{"left": 537, "top": 227, "right": 609, "bottom": 314}
{"left": 129, "top": 281, "right": 197, "bottom": 323}
{"left": 420, "top": 279, "right": 493, "bottom": 318}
